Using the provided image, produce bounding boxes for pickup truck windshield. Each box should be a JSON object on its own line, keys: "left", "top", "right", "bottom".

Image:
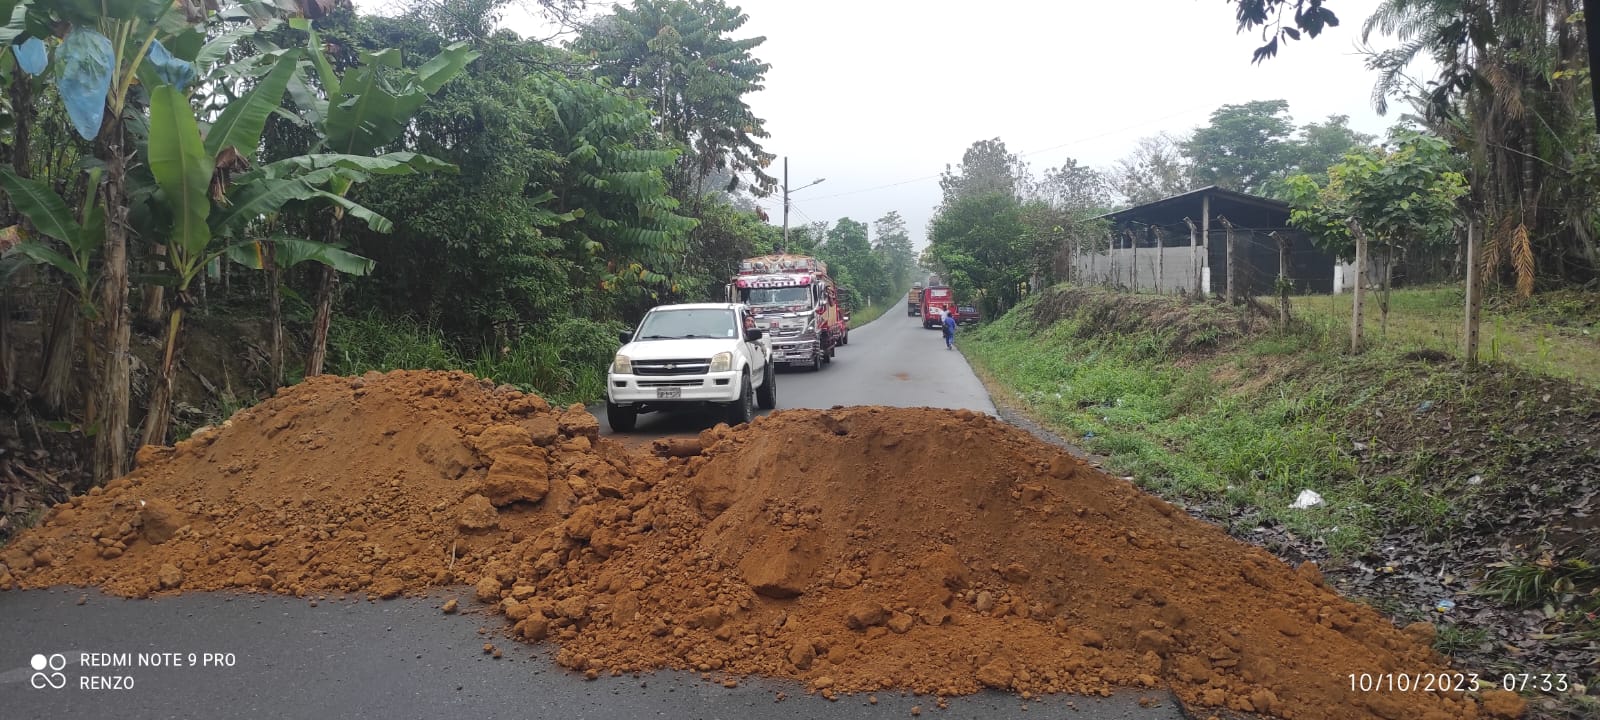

{"left": 634, "top": 309, "right": 739, "bottom": 340}
{"left": 742, "top": 286, "right": 812, "bottom": 306}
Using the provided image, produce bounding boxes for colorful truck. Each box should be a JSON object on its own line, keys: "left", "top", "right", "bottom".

{"left": 921, "top": 285, "right": 957, "bottom": 328}
{"left": 906, "top": 282, "right": 923, "bottom": 316}
{"left": 728, "top": 254, "right": 847, "bottom": 370}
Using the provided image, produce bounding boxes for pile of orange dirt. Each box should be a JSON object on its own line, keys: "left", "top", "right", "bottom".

{"left": 0, "top": 370, "right": 660, "bottom": 599}
{"left": 0, "top": 371, "right": 1522, "bottom": 720}
{"left": 492, "top": 408, "right": 1518, "bottom": 720}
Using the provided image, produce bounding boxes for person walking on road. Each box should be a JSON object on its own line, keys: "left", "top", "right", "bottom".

{"left": 941, "top": 308, "right": 957, "bottom": 350}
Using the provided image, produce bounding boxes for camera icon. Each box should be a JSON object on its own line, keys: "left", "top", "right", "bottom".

{"left": 30, "top": 653, "right": 67, "bottom": 689}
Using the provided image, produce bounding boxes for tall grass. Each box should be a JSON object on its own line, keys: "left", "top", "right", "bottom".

{"left": 1307, "top": 285, "right": 1600, "bottom": 388}
{"left": 329, "top": 313, "right": 624, "bottom": 407}
{"left": 965, "top": 295, "right": 1390, "bottom": 557}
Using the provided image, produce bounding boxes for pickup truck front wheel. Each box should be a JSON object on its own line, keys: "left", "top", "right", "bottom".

{"left": 605, "top": 401, "right": 637, "bottom": 433}
{"left": 726, "top": 371, "right": 756, "bottom": 425}
{"left": 756, "top": 363, "right": 777, "bottom": 410}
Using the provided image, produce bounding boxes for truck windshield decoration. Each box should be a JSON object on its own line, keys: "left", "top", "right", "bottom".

{"left": 743, "top": 286, "right": 812, "bottom": 307}
{"left": 635, "top": 309, "right": 738, "bottom": 340}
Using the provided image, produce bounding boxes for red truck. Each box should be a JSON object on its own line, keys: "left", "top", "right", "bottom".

{"left": 920, "top": 285, "right": 957, "bottom": 328}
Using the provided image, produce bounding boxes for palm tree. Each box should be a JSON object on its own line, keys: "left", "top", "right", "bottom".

{"left": 1361, "top": 0, "right": 1597, "bottom": 293}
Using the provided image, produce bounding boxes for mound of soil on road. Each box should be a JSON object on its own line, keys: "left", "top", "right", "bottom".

{"left": 0, "top": 370, "right": 658, "bottom": 599}
{"left": 499, "top": 407, "right": 1513, "bottom": 720}
{"left": 0, "top": 371, "right": 1519, "bottom": 719}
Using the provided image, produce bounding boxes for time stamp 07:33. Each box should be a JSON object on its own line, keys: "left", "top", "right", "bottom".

{"left": 1348, "top": 672, "right": 1571, "bottom": 694}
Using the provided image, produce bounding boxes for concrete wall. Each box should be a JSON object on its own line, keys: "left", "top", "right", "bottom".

{"left": 1071, "top": 245, "right": 1210, "bottom": 294}
{"left": 1072, "top": 231, "right": 1339, "bottom": 296}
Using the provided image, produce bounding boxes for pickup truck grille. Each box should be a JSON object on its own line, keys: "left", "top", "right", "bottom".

{"left": 631, "top": 359, "right": 711, "bottom": 376}
{"left": 638, "top": 379, "right": 704, "bottom": 388}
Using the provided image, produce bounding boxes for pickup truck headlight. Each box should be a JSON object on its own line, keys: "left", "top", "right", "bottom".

{"left": 709, "top": 351, "right": 733, "bottom": 372}
{"left": 611, "top": 354, "right": 632, "bottom": 374}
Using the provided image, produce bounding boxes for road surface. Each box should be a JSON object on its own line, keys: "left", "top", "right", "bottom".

{"left": 595, "top": 297, "right": 996, "bottom": 440}
{"left": 0, "top": 299, "right": 1184, "bottom": 720}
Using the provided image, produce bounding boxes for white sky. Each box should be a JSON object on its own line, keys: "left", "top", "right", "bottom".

{"left": 368, "top": 0, "right": 1408, "bottom": 248}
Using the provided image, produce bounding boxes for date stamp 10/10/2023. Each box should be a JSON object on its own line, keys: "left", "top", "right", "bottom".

{"left": 1348, "top": 673, "right": 1572, "bottom": 694}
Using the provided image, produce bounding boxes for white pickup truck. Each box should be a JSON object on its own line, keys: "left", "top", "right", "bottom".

{"left": 605, "top": 303, "right": 776, "bottom": 432}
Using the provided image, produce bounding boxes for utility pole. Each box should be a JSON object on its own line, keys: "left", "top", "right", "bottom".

{"left": 780, "top": 156, "right": 825, "bottom": 249}
{"left": 782, "top": 157, "right": 789, "bottom": 246}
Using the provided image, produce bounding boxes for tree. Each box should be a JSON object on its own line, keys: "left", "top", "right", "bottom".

{"left": 780, "top": 220, "right": 825, "bottom": 256}
{"left": 940, "top": 138, "right": 1025, "bottom": 205}
{"left": 285, "top": 18, "right": 478, "bottom": 377}
{"left": 2, "top": 0, "right": 258, "bottom": 480}
{"left": 1182, "top": 100, "right": 1295, "bottom": 194}
{"left": 1284, "top": 114, "right": 1375, "bottom": 184}
{"left": 926, "top": 192, "right": 1028, "bottom": 317}
{"left": 1285, "top": 130, "right": 1466, "bottom": 348}
{"left": 322, "top": 12, "right": 697, "bottom": 349}
{"left": 872, "top": 210, "right": 916, "bottom": 289}
{"left": 573, "top": 0, "right": 775, "bottom": 202}
{"left": 1036, "top": 158, "right": 1112, "bottom": 215}
{"left": 1112, "top": 134, "right": 1190, "bottom": 206}
{"left": 818, "top": 217, "right": 885, "bottom": 309}
{"left": 1360, "top": 0, "right": 1596, "bottom": 292}
{"left": 674, "top": 197, "right": 778, "bottom": 300}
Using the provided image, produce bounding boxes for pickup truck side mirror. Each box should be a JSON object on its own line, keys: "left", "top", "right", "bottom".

{"left": 744, "top": 328, "right": 764, "bottom": 341}
{"left": 617, "top": 329, "right": 633, "bottom": 344}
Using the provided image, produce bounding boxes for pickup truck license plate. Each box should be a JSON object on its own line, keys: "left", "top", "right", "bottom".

{"left": 655, "top": 387, "right": 681, "bottom": 399}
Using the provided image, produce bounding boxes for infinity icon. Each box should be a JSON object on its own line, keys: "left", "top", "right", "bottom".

{"left": 30, "top": 653, "right": 67, "bottom": 689}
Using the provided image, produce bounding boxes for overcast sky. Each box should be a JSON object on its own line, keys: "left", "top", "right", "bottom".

{"left": 375, "top": 0, "right": 1406, "bottom": 248}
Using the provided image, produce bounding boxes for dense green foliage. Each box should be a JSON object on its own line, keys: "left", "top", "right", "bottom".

{"left": 572, "top": 0, "right": 775, "bottom": 199}
{"left": 924, "top": 139, "right": 1110, "bottom": 317}
{"left": 1242, "top": 0, "right": 1600, "bottom": 291}
{"left": 1182, "top": 100, "right": 1297, "bottom": 194}
{"left": 0, "top": 0, "right": 858, "bottom": 484}
{"left": 1284, "top": 130, "right": 1468, "bottom": 261}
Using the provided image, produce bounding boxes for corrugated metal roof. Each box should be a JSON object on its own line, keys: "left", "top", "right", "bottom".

{"left": 1094, "top": 186, "right": 1290, "bottom": 223}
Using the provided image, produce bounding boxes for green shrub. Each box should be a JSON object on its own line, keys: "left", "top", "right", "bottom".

{"left": 328, "top": 312, "right": 623, "bottom": 406}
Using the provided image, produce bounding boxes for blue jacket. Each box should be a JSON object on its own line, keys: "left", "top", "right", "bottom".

{"left": 941, "top": 313, "right": 957, "bottom": 334}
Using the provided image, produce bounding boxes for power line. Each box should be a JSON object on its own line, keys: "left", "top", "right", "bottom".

{"left": 803, "top": 103, "right": 1217, "bottom": 203}
{"left": 790, "top": 202, "right": 817, "bottom": 225}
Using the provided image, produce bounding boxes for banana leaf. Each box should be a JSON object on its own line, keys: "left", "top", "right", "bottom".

{"left": 225, "top": 235, "right": 374, "bottom": 275}
{"left": 204, "top": 50, "right": 298, "bottom": 158}
{"left": 147, "top": 85, "right": 213, "bottom": 263}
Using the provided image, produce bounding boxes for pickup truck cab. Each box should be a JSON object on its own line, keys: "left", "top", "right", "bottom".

{"left": 606, "top": 303, "right": 776, "bottom": 432}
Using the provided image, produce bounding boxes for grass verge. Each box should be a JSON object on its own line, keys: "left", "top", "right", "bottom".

{"left": 1304, "top": 286, "right": 1600, "bottom": 388}
{"left": 961, "top": 284, "right": 1600, "bottom": 715}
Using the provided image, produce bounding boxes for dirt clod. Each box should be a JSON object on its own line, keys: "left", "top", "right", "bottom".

{"left": 457, "top": 494, "right": 499, "bottom": 530}
{"left": 1, "top": 373, "right": 1500, "bottom": 720}
{"left": 138, "top": 499, "right": 184, "bottom": 545}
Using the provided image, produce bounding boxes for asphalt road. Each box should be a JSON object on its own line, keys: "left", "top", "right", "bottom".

{"left": 596, "top": 297, "right": 997, "bottom": 441}
{"left": 0, "top": 299, "right": 1185, "bottom": 720}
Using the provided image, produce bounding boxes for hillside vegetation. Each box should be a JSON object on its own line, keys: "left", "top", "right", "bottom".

{"left": 963, "top": 285, "right": 1600, "bottom": 718}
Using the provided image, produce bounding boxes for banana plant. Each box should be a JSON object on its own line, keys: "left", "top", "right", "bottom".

{"left": 284, "top": 17, "right": 477, "bottom": 376}
{"left": 1, "top": 0, "right": 213, "bottom": 481}
{"left": 0, "top": 168, "right": 103, "bottom": 305}
{"left": 0, "top": 165, "right": 105, "bottom": 413}
{"left": 136, "top": 50, "right": 397, "bottom": 445}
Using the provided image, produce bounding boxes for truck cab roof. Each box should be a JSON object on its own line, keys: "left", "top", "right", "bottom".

{"left": 647, "top": 302, "right": 745, "bottom": 312}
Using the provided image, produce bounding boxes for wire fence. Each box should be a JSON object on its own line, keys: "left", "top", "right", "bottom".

{"left": 1067, "top": 221, "right": 1462, "bottom": 298}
